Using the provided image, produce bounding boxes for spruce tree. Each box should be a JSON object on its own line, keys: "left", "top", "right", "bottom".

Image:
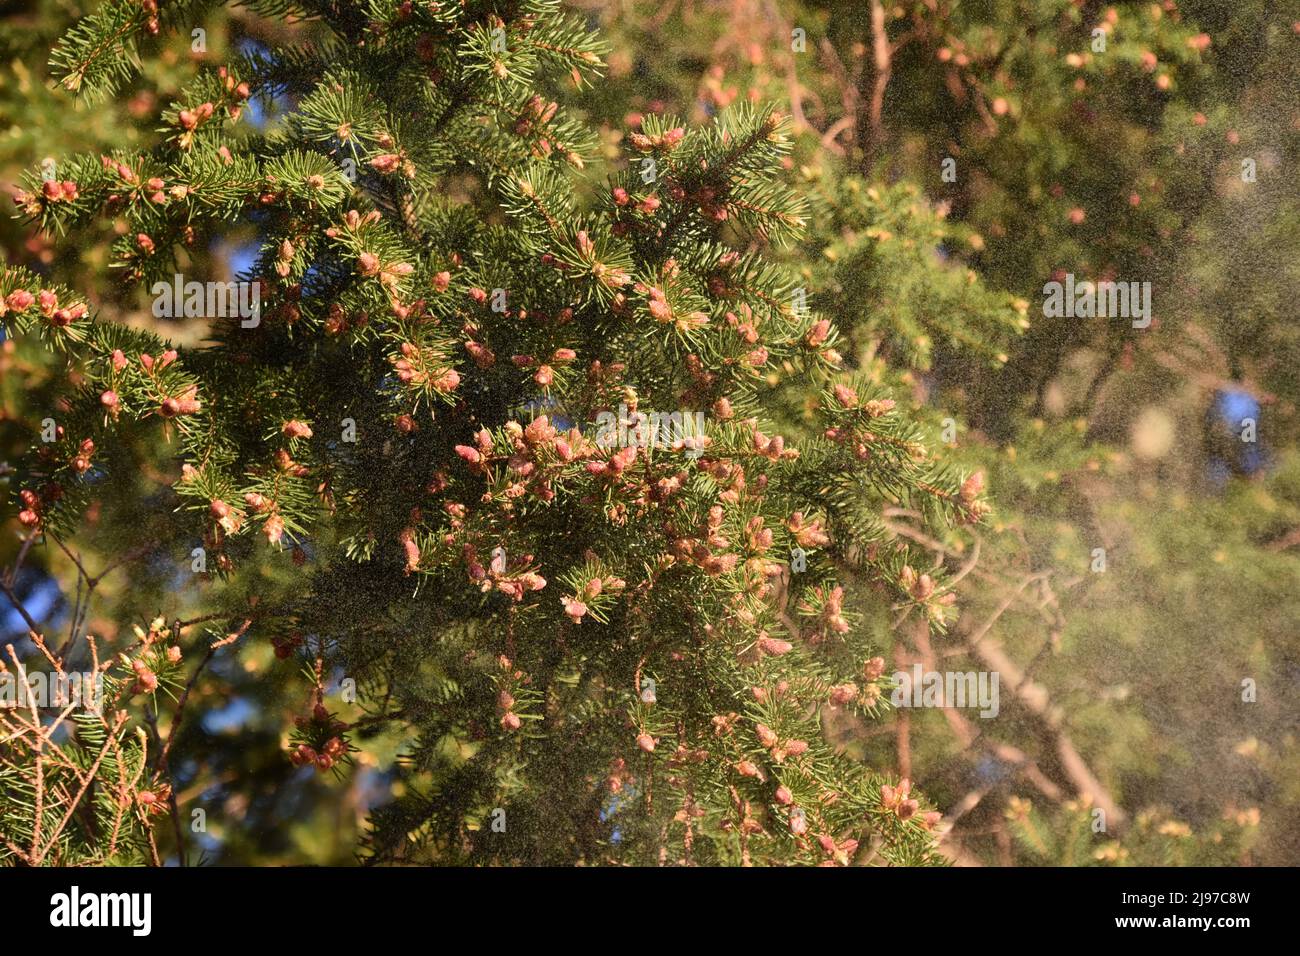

{"left": 1, "top": 1, "right": 997, "bottom": 865}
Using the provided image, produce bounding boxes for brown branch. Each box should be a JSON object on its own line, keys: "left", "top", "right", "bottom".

{"left": 863, "top": 0, "right": 893, "bottom": 161}
{"left": 1265, "top": 526, "right": 1300, "bottom": 552}
{"left": 958, "top": 622, "right": 1126, "bottom": 829}
{"left": 906, "top": 626, "right": 1064, "bottom": 804}
{"left": 894, "top": 639, "right": 912, "bottom": 778}
{"left": 0, "top": 580, "right": 44, "bottom": 637}
{"left": 38, "top": 711, "right": 128, "bottom": 863}
{"left": 160, "top": 646, "right": 217, "bottom": 769}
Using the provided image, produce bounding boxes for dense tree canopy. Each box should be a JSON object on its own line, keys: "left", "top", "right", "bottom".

{"left": 1, "top": 0, "right": 1294, "bottom": 867}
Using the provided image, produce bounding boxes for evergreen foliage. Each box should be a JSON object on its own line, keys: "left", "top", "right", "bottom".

{"left": 2, "top": 0, "right": 997, "bottom": 865}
